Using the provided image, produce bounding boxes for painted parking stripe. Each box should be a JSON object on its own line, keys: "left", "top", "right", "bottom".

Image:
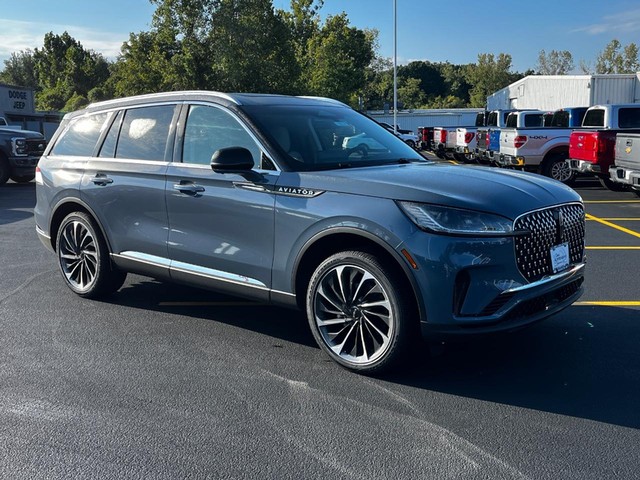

{"left": 585, "top": 214, "right": 640, "bottom": 239}
{"left": 586, "top": 218, "right": 640, "bottom": 221}
{"left": 576, "top": 301, "right": 640, "bottom": 306}
{"left": 586, "top": 246, "right": 640, "bottom": 250}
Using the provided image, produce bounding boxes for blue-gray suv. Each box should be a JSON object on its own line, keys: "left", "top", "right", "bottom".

{"left": 35, "top": 92, "right": 586, "bottom": 373}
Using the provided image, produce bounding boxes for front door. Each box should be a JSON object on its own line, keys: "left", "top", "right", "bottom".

{"left": 165, "top": 104, "right": 277, "bottom": 300}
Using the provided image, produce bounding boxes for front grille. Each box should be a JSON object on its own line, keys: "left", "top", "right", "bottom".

{"left": 26, "top": 138, "right": 47, "bottom": 156}
{"left": 514, "top": 204, "right": 585, "bottom": 282}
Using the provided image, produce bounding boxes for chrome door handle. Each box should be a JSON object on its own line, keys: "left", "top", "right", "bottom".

{"left": 91, "top": 174, "right": 113, "bottom": 186}
{"left": 173, "top": 182, "right": 205, "bottom": 195}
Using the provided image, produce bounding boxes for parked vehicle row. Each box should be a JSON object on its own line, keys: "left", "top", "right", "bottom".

{"left": 420, "top": 103, "right": 640, "bottom": 189}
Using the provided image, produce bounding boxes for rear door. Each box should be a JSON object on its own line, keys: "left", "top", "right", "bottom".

{"left": 81, "top": 104, "right": 177, "bottom": 269}
{"left": 165, "top": 103, "right": 278, "bottom": 300}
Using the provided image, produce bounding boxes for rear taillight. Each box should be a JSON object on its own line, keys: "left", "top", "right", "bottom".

{"left": 485, "top": 135, "right": 490, "bottom": 147}
{"left": 441, "top": 130, "right": 447, "bottom": 143}
{"left": 464, "top": 132, "right": 474, "bottom": 144}
{"left": 35, "top": 166, "right": 43, "bottom": 185}
{"left": 514, "top": 135, "right": 527, "bottom": 148}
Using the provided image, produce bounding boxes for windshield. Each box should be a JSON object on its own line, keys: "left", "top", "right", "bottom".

{"left": 240, "top": 104, "right": 424, "bottom": 171}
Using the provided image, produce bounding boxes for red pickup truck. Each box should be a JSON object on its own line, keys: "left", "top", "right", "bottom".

{"left": 568, "top": 104, "right": 640, "bottom": 190}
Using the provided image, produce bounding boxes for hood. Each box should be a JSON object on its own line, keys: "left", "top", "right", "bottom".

{"left": 0, "top": 126, "right": 44, "bottom": 138}
{"left": 283, "top": 163, "right": 581, "bottom": 220}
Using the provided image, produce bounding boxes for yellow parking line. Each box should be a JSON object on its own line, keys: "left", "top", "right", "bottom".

{"left": 586, "top": 218, "right": 640, "bottom": 221}
{"left": 584, "top": 200, "right": 640, "bottom": 204}
{"left": 576, "top": 301, "right": 640, "bottom": 306}
{"left": 585, "top": 214, "right": 640, "bottom": 239}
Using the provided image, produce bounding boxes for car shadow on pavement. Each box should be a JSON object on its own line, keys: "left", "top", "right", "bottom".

{"left": 0, "top": 182, "right": 35, "bottom": 226}
{"left": 391, "top": 305, "right": 640, "bottom": 430}
{"left": 105, "top": 278, "right": 639, "bottom": 429}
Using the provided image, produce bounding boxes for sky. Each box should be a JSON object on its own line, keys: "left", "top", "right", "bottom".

{"left": 1, "top": 0, "right": 640, "bottom": 74}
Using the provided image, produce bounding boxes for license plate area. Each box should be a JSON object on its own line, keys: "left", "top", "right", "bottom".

{"left": 550, "top": 242, "right": 570, "bottom": 273}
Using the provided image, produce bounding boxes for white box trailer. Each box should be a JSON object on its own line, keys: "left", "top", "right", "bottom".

{"left": 487, "top": 74, "right": 640, "bottom": 111}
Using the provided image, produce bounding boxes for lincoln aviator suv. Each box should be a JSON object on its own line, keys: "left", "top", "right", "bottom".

{"left": 35, "top": 91, "right": 586, "bottom": 373}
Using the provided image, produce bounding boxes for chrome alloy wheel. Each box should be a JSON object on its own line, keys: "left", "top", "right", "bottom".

{"left": 58, "top": 220, "right": 99, "bottom": 292}
{"left": 313, "top": 264, "right": 395, "bottom": 365}
{"left": 551, "top": 159, "right": 573, "bottom": 183}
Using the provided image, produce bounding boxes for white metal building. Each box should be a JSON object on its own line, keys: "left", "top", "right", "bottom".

{"left": 487, "top": 74, "right": 640, "bottom": 111}
{"left": 368, "top": 108, "right": 484, "bottom": 133}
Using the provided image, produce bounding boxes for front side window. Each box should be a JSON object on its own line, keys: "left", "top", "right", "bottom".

{"left": 182, "top": 105, "right": 262, "bottom": 167}
{"left": 51, "top": 113, "right": 109, "bottom": 156}
{"left": 115, "top": 105, "right": 175, "bottom": 161}
{"left": 241, "top": 104, "right": 423, "bottom": 172}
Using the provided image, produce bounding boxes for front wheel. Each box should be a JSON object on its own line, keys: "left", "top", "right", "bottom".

{"left": 542, "top": 155, "right": 576, "bottom": 185}
{"left": 56, "top": 212, "right": 127, "bottom": 298}
{"left": 306, "top": 250, "right": 415, "bottom": 374}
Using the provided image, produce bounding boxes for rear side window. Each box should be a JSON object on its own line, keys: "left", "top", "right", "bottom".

{"left": 506, "top": 114, "right": 517, "bottom": 128}
{"left": 474, "top": 113, "right": 485, "bottom": 126}
{"left": 524, "top": 114, "right": 543, "bottom": 128}
{"left": 551, "top": 111, "right": 569, "bottom": 127}
{"left": 487, "top": 112, "right": 498, "bottom": 126}
{"left": 618, "top": 108, "right": 640, "bottom": 128}
{"left": 582, "top": 109, "right": 605, "bottom": 127}
{"left": 51, "top": 113, "right": 109, "bottom": 156}
{"left": 115, "top": 105, "right": 175, "bottom": 161}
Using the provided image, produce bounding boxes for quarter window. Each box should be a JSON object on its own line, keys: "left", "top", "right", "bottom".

{"left": 115, "top": 105, "right": 175, "bottom": 161}
{"left": 51, "top": 113, "right": 109, "bottom": 156}
{"left": 182, "top": 105, "right": 261, "bottom": 167}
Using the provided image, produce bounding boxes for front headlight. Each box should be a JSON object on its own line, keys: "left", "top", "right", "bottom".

{"left": 397, "top": 201, "right": 514, "bottom": 236}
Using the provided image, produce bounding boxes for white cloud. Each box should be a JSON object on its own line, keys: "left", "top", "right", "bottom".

{"left": 0, "top": 18, "right": 126, "bottom": 63}
{"left": 572, "top": 8, "right": 640, "bottom": 35}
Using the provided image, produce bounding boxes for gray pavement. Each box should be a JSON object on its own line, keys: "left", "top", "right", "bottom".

{"left": 1, "top": 175, "right": 639, "bottom": 479}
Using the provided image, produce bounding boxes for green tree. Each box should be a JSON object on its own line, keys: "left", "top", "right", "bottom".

{"left": 0, "top": 50, "right": 38, "bottom": 88}
{"left": 304, "top": 13, "right": 375, "bottom": 104}
{"left": 397, "top": 77, "right": 425, "bottom": 109}
{"left": 595, "top": 39, "right": 640, "bottom": 74}
{"left": 465, "top": 53, "right": 518, "bottom": 108}
{"left": 33, "top": 31, "right": 110, "bottom": 110}
{"left": 536, "top": 49, "right": 574, "bottom": 75}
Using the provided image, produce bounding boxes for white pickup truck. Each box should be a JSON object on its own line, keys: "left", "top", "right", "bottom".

{"left": 496, "top": 107, "right": 588, "bottom": 184}
{"left": 454, "top": 111, "right": 488, "bottom": 163}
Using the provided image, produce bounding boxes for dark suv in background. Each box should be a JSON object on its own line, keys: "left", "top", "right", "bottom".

{"left": 35, "top": 91, "right": 586, "bottom": 373}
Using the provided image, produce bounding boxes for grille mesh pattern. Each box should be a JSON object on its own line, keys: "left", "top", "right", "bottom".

{"left": 514, "top": 204, "right": 585, "bottom": 282}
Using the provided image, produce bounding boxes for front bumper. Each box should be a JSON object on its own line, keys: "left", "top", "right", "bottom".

{"left": 401, "top": 231, "right": 585, "bottom": 337}
{"left": 8, "top": 155, "right": 40, "bottom": 176}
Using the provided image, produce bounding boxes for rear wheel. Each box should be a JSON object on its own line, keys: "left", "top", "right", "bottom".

{"left": 542, "top": 154, "right": 576, "bottom": 185}
{"left": 56, "top": 212, "right": 126, "bottom": 298}
{"left": 598, "top": 176, "right": 628, "bottom": 192}
{"left": 306, "top": 250, "right": 415, "bottom": 374}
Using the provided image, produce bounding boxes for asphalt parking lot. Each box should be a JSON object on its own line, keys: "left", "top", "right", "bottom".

{"left": 1, "top": 171, "right": 639, "bottom": 479}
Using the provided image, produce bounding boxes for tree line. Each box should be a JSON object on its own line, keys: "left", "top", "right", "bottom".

{"left": 1, "top": 0, "right": 638, "bottom": 113}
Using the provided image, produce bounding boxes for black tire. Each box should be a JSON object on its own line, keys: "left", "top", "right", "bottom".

{"left": 633, "top": 188, "right": 640, "bottom": 198}
{"left": 405, "top": 140, "right": 416, "bottom": 149}
{"left": 306, "top": 250, "right": 416, "bottom": 374}
{"left": 0, "top": 155, "right": 10, "bottom": 185}
{"left": 542, "top": 154, "right": 576, "bottom": 185}
{"left": 598, "top": 176, "right": 628, "bottom": 192}
{"left": 9, "top": 174, "right": 35, "bottom": 183}
{"left": 56, "top": 212, "right": 126, "bottom": 298}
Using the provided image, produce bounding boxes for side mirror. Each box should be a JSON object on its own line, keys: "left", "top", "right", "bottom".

{"left": 211, "top": 147, "right": 254, "bottom": 173}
